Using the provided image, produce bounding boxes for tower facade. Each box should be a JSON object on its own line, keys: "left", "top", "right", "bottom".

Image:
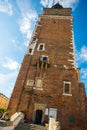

{"left": 7, "top": 3, "right": 87, "bottom": 130}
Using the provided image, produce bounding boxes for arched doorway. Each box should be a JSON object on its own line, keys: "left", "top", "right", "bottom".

{"left": 34, "top": 110, "right": 43, "bottom": 124}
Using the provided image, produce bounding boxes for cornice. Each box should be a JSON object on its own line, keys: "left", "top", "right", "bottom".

{"left": 39, "top": 15, "right": 73, "bottom": 20}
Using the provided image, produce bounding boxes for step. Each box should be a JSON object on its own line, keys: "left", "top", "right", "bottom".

{"left": 29, "top": 124, "right": 46, "bottom": 130}
{"left": 14, "top": 121, "right": 46, "bottom": 130}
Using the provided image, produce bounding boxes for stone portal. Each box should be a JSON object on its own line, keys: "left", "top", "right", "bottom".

{"left": 33, "top": 103, "right": 46, "bottom": 124}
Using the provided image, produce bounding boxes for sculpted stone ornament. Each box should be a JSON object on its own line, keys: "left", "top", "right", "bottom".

{"left": 1, "top": 112, "right": 10, "bottom": 121}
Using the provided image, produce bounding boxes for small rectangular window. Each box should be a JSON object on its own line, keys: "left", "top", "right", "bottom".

{"left": 29, "top": 48, "right": 32, "bottom": 53}
{"left": 32, "top": 37, "right": 37, "bottom": 42}
{"left": 42, "top": 56, "right": 48, "bottom": 61}
{"left": 41, "top": 56, "right": 49, "bottom": 62}
{"left": 39, "top": 44, "right": 43, "bottom": 50}
{"left": 37, "top": 43, "right": 45, "bottom": 51}
{"left": 63, "top": 81, "right": 72, "bottom": 96}
{"left": 65, "top": 83, "right": 69, "bottom": 93}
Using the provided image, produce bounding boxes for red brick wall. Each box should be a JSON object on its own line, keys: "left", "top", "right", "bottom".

{"left": 43, "top": 8, "right": 72, "bottom": 16}
{"left": 7, "top": 8, "right": 87, "bottom": 130}
{"left": 7, "top": 55, "right": 32, "bottom": 115}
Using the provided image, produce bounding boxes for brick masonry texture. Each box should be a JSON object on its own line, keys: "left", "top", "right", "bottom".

{"left": 7, "top": 7, "right": 87, "bottom": 130}
{"left": 0, "top": 93, "right": 9, "bottom": 108}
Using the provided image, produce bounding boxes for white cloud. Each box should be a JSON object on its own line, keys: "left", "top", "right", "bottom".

{"left": 77, "top": 46, "right": 87, "bottom": 63}
{"left": 0, "top": 0, "right": 13, "bottom": 15}
{"left": 11, "top": 39, "right": 24, "bottom": 51}
{"left": 19, "top": 12, "right": 37, "bottom": 47}
{"left": 40, "top": 0, "right": 54, "bottom": 8}
{"left": 19, "top": 12, "right": 37, "bottom": 41}
{"left": 0, "top": 71, "right": 18, "bottom": 97}
{"left": 60, "top": 0, "right": 79, "bottom": 10}
{"left": 1, "top": 57, "right": 20, "bottom": 70}
{"left": 40, "top": 0, "right": 79, "bottom": 10}
{"left": 15, "top": 0, "right": 38, "bottom": 47}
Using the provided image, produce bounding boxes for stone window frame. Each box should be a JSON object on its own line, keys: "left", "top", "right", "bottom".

{"left": 34, "top": 77, "right": 43, "bottom": 90}
{"left": 40, "top": 55, "right": 49, "bottom": 62}
{"left": 33, "top": 103, "right": 46, "bottom": 123}
{"left": 32, "top": 37, "right": 37, "bottom": 42}
{"left": 29, "top": 48, "right": 32, "bottom": 54}
{"left": 26, "top": 79, "right": 34, "bottom": 87}
{"left": 63, "top": 81, "right": 72, "bottom": 96}
{"left": 37, "top": 43, "right": 45, "bottom": 51}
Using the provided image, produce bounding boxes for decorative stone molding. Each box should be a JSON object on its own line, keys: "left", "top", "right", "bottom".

{"left": 39, "top": 15, "right": 73, "bottom": 20}
{"left": 33, "top": 103, "right": 46, "bottom": 123}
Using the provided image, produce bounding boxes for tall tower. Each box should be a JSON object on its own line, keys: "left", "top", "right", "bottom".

{"left": 7, "top": 2, "right": 87, "bottom": 129}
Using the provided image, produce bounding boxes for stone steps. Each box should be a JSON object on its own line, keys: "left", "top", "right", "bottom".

{"left": 14, "top": 121, "right": 46, "bottom": 130}
{"left": 14, "top": 121, "right": 30, "bottom": 130}
{"left": 30, "top": 124, "right": 46, "bottom": 130}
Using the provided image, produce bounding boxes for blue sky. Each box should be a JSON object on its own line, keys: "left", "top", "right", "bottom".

{"left": 0, "top": 0, "right": 87, "bottom": 98}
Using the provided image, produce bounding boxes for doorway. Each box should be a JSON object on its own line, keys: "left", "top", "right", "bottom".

{"left": 34, "top": 110, "right": 43, "bottom": 124}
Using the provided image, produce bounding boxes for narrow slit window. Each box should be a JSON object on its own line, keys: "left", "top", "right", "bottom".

{"left": 65, "top": 83, "right": 69, "bottom": 93}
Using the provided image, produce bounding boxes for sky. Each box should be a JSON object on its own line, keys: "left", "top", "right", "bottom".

{"left": 0, "top": 0, "right": 87, "bottom": 98}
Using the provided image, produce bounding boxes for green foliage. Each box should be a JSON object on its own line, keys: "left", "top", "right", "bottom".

{"left": 0, "top": 108, "right": 6, "bottom": 114}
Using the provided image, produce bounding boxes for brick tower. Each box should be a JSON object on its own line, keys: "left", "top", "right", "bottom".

{"left": 7, "top": 2, "right": 87, "bottom": 129}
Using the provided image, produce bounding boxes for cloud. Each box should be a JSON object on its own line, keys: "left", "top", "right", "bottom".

{"left": 16, "top": 0, "right": 38, "bottom": 47}
{"left": 1, "top": 57, "right": 20, "bottom": 70}
{"left": 59, "top": 0, "right": 79, "bottom": 10}
{"left": 11, "top": 39, "right": 24, "bottom": 51}
{"left": 0, "top": 0, "right": 13, "bottom": 15}
{"left": 19, "top": 12, "right": 37, "bottom": 47}
{"left": 77, "top": 46, "right": 87, "bottom": 63}
{"left": 0, "top": 71, "right": 18, "bottom": 97}
{"left": 40, "top": 0, "right": 79, "bottom": 10}
{"left": 40, "top": 0, "right": 54, "bottom": 7}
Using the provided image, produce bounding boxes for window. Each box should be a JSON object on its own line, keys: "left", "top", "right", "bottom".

{"left": 49, "top": 108, "right": 57, "bottom": 119}
{"left": 29, "top": 48, "right": 32, "bottom": 53}
{"left": 32, "top": 37, "right": 37, "bottom": 42}
{"left": 63, "top": 81, "right": 72, "bottom": 96}
{"left": 37, "top": 43, "right": 45, "bottom": 51}
{"left": 42, "top": 56, "right": 48, "bottom": 61}
{"left": 65, "top": 83, "right": 69, "bottom": 93}
{"left": 26, "top": 80, "right": 34, "bottom": 87}
{"left": 41, "top": 56, "right": 49, "bottom": 62}
{"left": 69, "top": 115, "right": 75, "bottom": 123}
{"left": 39, "top": 44, "right": 43, "bottom": 50}
{"left": 35, "top": 77, "right": 42, "bottom": 88}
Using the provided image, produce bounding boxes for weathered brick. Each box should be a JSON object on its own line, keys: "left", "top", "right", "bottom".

{"left": 7, "top": 4, "right": 87, "bottom": 130}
